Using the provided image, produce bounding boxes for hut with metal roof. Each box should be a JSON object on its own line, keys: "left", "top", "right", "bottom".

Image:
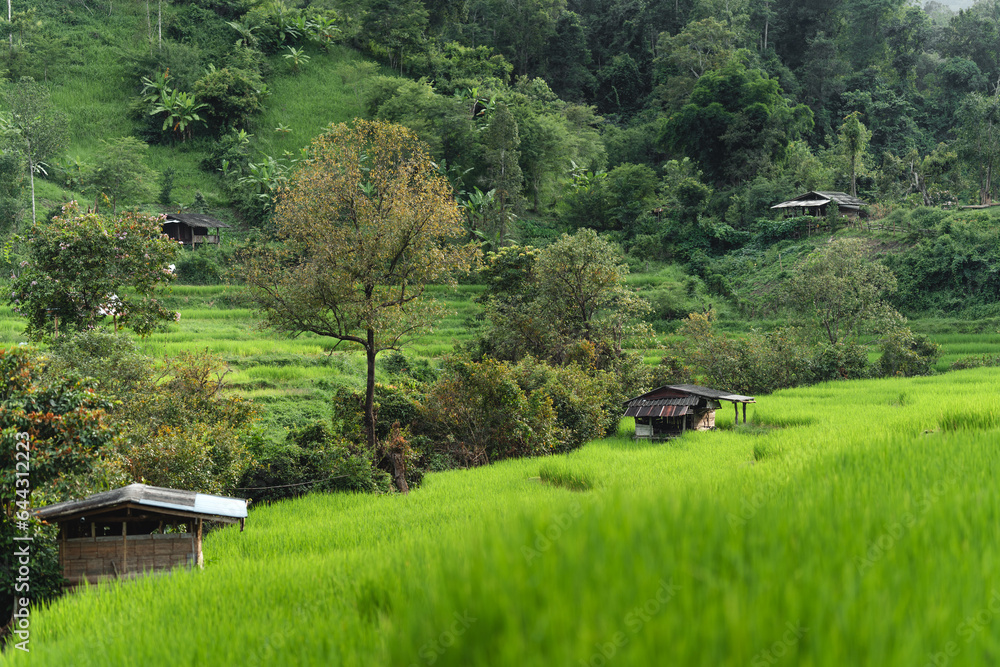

{"left": 623, "top": 385, "right": 756, "bottom": 440}
{"left": 162, "top": 213, "right": 230, "bottom": 246}
{"left": 34, "top": 483, "right": 247, "bottom": 586}
{"left": 770, "top": 191, "right": 865, "bottom": 219}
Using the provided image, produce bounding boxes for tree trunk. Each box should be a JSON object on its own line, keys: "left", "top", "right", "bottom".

{"left": 365, "top": 328, "right": 377, "bottom": 455}
{"left": 364, "top": 330, "right": 409, "bottom": 493}
{"left": 28, "top": 157, "right": 36, "bottom": 225}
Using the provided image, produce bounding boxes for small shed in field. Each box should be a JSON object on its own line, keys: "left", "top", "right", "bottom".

{"left": 624, "top": 384, "right": 756, "bottom": 440}
{"left": 34, "top": 483, "right": 247, "bottom": 586}
{"left": 162, "top": 213, "right": 230, "bottom": 246}
{"left": 771, "top": 191, "right": 865, "bottom": 219}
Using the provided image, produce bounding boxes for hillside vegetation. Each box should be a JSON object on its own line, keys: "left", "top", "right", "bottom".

{"left": 5, "top": 0, "right": 1000, "bottom": 663}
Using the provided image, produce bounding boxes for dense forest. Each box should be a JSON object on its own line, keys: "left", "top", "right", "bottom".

{"left": 1, "top": 1, "right": 1000, "bottom": 321}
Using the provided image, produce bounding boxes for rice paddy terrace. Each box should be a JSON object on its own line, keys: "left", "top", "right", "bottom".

{"left": 4, "top": 350, "right": 1000, "bottom": 665}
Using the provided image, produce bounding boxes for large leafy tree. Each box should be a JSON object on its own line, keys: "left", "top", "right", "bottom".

{"left": 785, "top": 238, "right": 901, "bottom": 346}
{"left": 9, "top": 203, "right": 179, "bottom": 339}
{"left": 838, "top": 111, "right": 871, "bottom": 198}
{"left": 237, "top": 120, "right": 479, "bottom": 492}
{"left": 955, "top": 92, "right": 1000, "bottom": 205}
{"left": 660, "top": 57, "right": 813, "bottom": 185}
{"left": 476, "top": 229, "right": 650, "bottom": 366}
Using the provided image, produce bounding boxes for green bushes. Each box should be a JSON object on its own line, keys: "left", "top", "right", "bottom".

{"left": 175, "top": 244, "right": 229, "bottom": 285}
{"left": 238, "top": 421, "right": 392, "bottom": 504}
{"left": 44, "top": 331, "right": 258, "bottom": 495}
{"left": 414, "top": 353, "right": 627, "bottom": 466}
{"left": 416, "top": 358, "right": 560, "bottom": 464}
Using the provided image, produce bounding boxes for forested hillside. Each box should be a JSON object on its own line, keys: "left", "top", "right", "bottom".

{"left": 1, "top": 0, "right": 1000, "bottom": 322}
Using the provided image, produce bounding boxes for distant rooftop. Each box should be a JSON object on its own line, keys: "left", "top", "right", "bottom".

{"left": 163, "top": 213, "right": 230, "bottom": 229}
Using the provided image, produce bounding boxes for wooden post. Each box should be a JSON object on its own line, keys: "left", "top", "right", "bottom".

{"left": 742, "top": 403, "right": 747, "bottom": 424}
{"left": 196, "top": 518, "right": 203, "bottom": 568}
{"left": 122, "top": 520, "right": 127, "bottom": 576}
{"left": 734, "top": 402, "right": 738, "bottom": 426}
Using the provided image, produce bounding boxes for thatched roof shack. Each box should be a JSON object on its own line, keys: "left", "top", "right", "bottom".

{"left": 771, "top": 191, "right": 865, "bottom": 219}
{"left": 624, "top": 385, "right": 756, "bottom": 440}
{"left": 34, "top": 483, "right": 247, "bottom": 586}
{"left": 162, "top": 213, "right": 230, "bottom": 246}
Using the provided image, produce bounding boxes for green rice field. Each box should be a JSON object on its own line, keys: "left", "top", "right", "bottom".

{"left": 6, "top": 366, "right": 1000, "bottom": 665}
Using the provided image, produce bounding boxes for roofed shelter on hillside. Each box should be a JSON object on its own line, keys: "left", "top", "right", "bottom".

{"left": 624, "top": 385, "right": 756, "bottom": 440}
{"left": 771, "top": 191, "right": 865, "bottom": 219}
{"left": 162, "top": 213, "right": 230, "bottom": 246}
{"left": 34, "top": 483, "right": 247, "bottom": 586}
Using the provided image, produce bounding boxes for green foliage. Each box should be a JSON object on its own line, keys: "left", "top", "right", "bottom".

{"left": 10, "top": 203, "right": 179, "bottom": 339}
{"left": 512, "top": 357, "right": 607, "bottom": 447}
{"left": 785, "top": 238, "right": 901, "bottom": 346}
{"left": 660, "top": 58, "right": 813, "bottom": 185}
{"left": 238, "top": 420, "right": 392, "bottom": 504}
{"left": 475, "top": 231, "right": 651, "bottom": 368}
{"left": 886, "top": 211, "right": 1000, "bottom": 315}
{"left": 0, "top": 346, "right": 116, "bottom": 621}
{"left": 876, "top": 326, "right": 941, "bottom": 378}
{"left": 193, "top": 63, "right": 267, "bottom": 133}
{"left": 91, "top": 136, "right": 156, "bottom": 212}
{"left": 175, "top": 244, "right": 228, "bottom": 285}
{"left": 44, "top": 334, "right": 258, "bottom": 495}
{"left": 158, "top": 167, "right": 175, "bottom": 206}
{"left": 1, "top": 76, "right": 68, "bottom": 223}
{"left": 0, "top": 150, "right": 25, "bottom": 233}
{"left": 416, "top": 357, "right": 560, "bottom": 463}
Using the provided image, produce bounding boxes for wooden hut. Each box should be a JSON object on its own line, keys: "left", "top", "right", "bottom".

{"left": 771, "top": 191, "right": 865, "bottom": 219}
{"left": 623, "top": 385, "right": 756, "bottom": 440}
{"left": 34, "top": 483, "right": 247, "bottom": 586}
{"left": 162, "top": 213, "right": 230, "bottom": 246}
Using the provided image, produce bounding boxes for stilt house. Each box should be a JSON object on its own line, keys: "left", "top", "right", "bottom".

{"left": 771, "top": 191, "right": 865, "bottom": 219}
{"left": 34, "top": 483, "right": 247, "bottom": 586}
{"left": 162, "top": 213, "right": 230, "bottom": 246}
{"left": 624, "top": 385, "right": 756, "bottom": 440}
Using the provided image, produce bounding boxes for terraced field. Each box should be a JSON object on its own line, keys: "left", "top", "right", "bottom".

{"left": 6, "top": 367, "right": 1000, "bottom": 665}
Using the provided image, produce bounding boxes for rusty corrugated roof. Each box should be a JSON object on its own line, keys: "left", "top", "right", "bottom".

{"left": 624, "top": 404, "right": 690, "bottom": 418}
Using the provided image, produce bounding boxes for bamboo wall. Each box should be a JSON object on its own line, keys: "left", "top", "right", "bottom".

{"left": 61, "top": 533, "right": 197, "bottom": 585}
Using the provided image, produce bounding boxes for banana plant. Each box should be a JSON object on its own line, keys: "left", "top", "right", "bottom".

{"left": 226, "top": 20, "right": 259, "bottom": 48}
{"left": 306, "top": 15, "right": 340, "bottom": 51}
{"left": 151, "top": 89, "right": 207, "bottom": 142}
{"left": 283, "top": 46, "right": 310, "bottom": 72}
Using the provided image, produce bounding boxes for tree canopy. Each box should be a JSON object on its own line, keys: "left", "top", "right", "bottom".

{"left": 237, "top": 119, "right": 479, "bottom": 490}
{"left": 9, "top": 203, "right": 179, "bottom": 339}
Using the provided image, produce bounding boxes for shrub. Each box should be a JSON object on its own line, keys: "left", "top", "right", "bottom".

{"left": 876, "top": 327, "right": 941, "bottom": 377}
{"left": 512, "top": 357, "right": 614, "bottom": 451}
{"left": 416, "top": 358, "right": 560, "bottom": 464}
{"left": 238, "top": 421, "right": 392, "bottom": 504}
{"left": 175, "top": 244, "right": 227, "bottom": 285}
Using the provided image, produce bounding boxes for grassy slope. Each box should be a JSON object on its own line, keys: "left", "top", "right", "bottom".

{"left": 6, "top": 369, "right": 1000, "bottom": 665}
{"left": 22, "top": 2, "right": 369, "bottom": 216}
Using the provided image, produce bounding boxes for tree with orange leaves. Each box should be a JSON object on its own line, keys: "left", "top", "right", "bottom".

{"left": 237, "top": 120, "right": 479, "bottom": 492}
